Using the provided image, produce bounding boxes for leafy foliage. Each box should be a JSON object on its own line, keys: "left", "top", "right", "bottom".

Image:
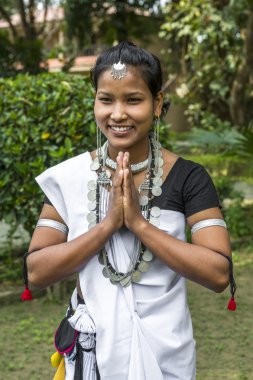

{"left": 0, "top": 73, "right": 96, "bottom": 236}
{"left": 64, "top": 0, "right": 163, "bottom": 51}
{"left": 0, "top": 31, "right": 17, "bottom": 77}
{"left": 0, "top": 0, "right": 53, "bottom": 75}
{"left": 160, "top": 0, "right": 253, "bottom": 129}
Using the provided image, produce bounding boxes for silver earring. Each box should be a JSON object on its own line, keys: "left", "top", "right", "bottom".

{"left": 154, "top": 115, "right": 161, "bottom": 172}
{"left": 96, "top": 124, "right": 102, "bottom": 165}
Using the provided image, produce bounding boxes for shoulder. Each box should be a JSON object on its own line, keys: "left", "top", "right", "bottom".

{"left": 46, "top": 151, "right": 91, "bottom": 173}
{"left": 36, "top": 151, "right": 91, "bottom": 182}
{"left": 34, "top": 151, "right": 92, "bottom": 224}
{"left": 161, "top": 148, "right": 207, "bottom": 184}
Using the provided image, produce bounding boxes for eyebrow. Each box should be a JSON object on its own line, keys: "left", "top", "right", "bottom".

{"left": 97, "top": 91, "right": 145, "bottom": 96}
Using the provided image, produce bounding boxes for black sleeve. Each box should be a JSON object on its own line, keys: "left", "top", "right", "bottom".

{"left": 183, "top": 164, "right": 221, "bottom": 218}
{"left": 44, "top": 195, "right": 53, "bottom": 206}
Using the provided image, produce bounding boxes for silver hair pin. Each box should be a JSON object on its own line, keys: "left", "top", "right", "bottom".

{"left": 111, "top": 61, "right": 127, "bottom": 79}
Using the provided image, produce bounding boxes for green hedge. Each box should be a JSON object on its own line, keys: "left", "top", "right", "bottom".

{"left": 0, "top": 72, "right": 252, "bottom": 244}
{"left": 0, "top": 72, "right": 96, "bottom": 235}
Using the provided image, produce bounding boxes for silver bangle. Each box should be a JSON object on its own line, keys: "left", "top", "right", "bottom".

{"left": 191, "top": 219, "right": 227, "bottom": 235}
{"left": 36, "top": 219, "right": 68, "bottom": 234}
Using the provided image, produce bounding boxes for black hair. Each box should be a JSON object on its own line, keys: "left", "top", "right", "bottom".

{"left": 91, "top": 41, "right": 163, "bottom": 99}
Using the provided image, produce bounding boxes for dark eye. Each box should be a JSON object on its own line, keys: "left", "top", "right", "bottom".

{"left": 128, "top": 98, "right": 142, "bottom": 104}
{"left": 98, "top": 97, "right": 112, "bottom": 103}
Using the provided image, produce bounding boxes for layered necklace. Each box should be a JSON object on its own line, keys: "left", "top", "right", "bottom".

{"left": 87, "top": 137, "right": 163, "bottom": 287}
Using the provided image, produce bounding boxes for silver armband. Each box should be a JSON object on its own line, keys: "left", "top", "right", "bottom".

{"left": 36, "top": 219, "right": 69, "bottom": 234}
{"left": 191, "top": 219, "right": 227, "bottom": 235}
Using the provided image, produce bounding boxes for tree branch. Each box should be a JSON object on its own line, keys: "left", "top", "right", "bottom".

{"left": 27, "top": 0, "right": 37, "bottom": 38}
{"left": 37, "top": 0, "right": 50, "bottom": 36}
{"left": 229, "top": 7, "right": 253, "bottom": 127}
{"left": 0, "top": 4, "right": 18, "bottom": 38}
{"left": 17, "top": 0, "right": 29, "bottom": 37}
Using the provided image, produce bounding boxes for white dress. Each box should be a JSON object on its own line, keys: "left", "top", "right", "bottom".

{"left": 36, "top": 152, "right": 196, "bottom": 380}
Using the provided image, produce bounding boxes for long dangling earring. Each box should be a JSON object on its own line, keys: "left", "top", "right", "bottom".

{"left": 154, "top": 114, "right": 161, "bottom": 172}
{"left": 96, "top": 123, "right": 102, "bottom": 165}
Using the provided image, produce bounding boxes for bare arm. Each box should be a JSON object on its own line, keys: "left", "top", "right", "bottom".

{"left": 27, "top": 204, "right": 116, "bottom": 288}
{"left": 128, "top": 208, "right": 230, "bottom": 293}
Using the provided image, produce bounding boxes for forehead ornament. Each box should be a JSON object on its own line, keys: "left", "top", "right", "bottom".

{"left": 111, "top": 61, "right": 127, "bottom": 79}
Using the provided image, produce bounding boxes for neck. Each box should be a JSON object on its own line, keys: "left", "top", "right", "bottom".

{"left": 107, "top": 137, "right": 150, "bottom": 164}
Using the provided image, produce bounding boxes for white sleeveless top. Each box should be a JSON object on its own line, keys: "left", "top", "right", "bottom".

{"left": 36, "top": 151, "right": 196, "bottom": 380}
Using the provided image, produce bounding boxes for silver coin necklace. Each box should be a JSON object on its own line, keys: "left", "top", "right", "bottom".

{"left": 87, "top": 137, "right": 164, "bottom": 287}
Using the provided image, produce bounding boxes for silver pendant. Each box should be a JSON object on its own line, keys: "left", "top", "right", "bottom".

{"left": 90, "top": 161, "right": 100, "bottom": 171}
{"left": 138, "top": 261, "right": 150, "bottom": 273}
{"left": 87, "top": 180, "right": 96, "bottom": 191}
{"left": 132, "top": 270, "right": 142, "bottom": 283}
{"left": 88, "top": 201, "right": 96, "bottom": 211}
{"left": 139, "top": 179, "right": 150, "bottom": 192}
{"left": 155, "top": 157, "right": 163, "bottom": 168}
{"left": 152, "top": 186, "right": 162, "bottom": 197}
{"left": 102, "top": 267, "right": 110, "bottom": 278}
{"left": 110, "top": 272, "right": 121, "bottom": 282}
{"left": 150, "top": 206, "right": 161, "bottom": 218}
{"left": 139, "top": 195, "right": 149, "bottom": 206}
{"left": 87, "top": 212, "right": 96, "bottom": 223}
{"left": 149, "top": 217, "right": 160, "bottom": 227}
{"left": 154, "top": 168, "right": 163, "bottom": 177}
{"left": 142, "top": 250, "right": 153, "bottom": 262}
{"left": 87, "top": 190, "right": 96, "bottom": 201}
{"left": 111, "top": 61, "right": 127, "bottom": 80}
{"left": 153, "top": 177, "right": 162, "bottom": 186}
{"left": 98, "top": 252, "right": 104, "bottom": 265}
{"left": 97, "top": 171, "right": 111, "bottom": 186}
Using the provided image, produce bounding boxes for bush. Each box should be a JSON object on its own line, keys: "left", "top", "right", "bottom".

{"left": 0, "top": 72, "right": 96, "bottom": 237}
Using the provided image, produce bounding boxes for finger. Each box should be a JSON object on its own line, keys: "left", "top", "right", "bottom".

{"left": 116, "top": 151, "right": 123, "bottom": 170}
{"left": 123, "top": 152, "right": 135, "bottom": 186}
{"left": 114, "top": 152, "right": 123, "bottom": 183}
{"left": 123, "top": 168, "right": 131, "bottom": 187}
{"left": 113, "top": 168, "right": 123, "bottom": 188}
{"left": 123, "top": 153, "right": 131, "bottom": 189}
{"left": 112, "top": 152, "right": 123, "bottom": 187}
{"left": 122, "top": 168, "right": 132, "bottom": 202}
{"left": 123, "top": 152, "right": 130, "bottom": 170}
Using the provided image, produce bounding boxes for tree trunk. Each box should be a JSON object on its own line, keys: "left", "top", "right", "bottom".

{"left": 229, "top": 7, "right": 253, "bottom": 127}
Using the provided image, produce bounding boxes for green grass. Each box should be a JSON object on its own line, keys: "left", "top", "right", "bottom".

{"left": 0, "top": 245, "right": 252, "bottom": 380}
{"left": 188, "top": 244, "right": 253, "bottom": 380}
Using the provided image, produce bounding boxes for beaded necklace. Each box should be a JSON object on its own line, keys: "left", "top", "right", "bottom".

{"left": 87, "top": 138, "right": 163, "bottom": 287}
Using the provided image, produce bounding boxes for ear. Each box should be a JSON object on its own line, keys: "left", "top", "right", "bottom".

{"left": 154, "top": 91, "right": 163, "bottom": 117}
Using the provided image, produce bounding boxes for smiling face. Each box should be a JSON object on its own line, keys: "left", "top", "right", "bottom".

{"left": 94, "top": 65, "right": 163, "bottom": 162}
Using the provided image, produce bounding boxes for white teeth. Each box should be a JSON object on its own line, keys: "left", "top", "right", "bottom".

{"left": 110, "top": 126, "right": 132, "bottom": 132}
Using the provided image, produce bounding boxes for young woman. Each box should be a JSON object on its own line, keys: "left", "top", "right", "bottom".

{"left": 26, "top": 42, "right": 236, "bottom": 380}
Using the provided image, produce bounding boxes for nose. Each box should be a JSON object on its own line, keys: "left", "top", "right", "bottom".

{"left": 111, "top": 102, "right": 127, "bottom": 122}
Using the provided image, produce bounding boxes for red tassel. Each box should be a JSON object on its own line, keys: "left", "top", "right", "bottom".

{"left": 227, "top": 296, "right": 236, "bottom": 311}
{"left": 20, "top": 286, "right": 33, "bottom": 301}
